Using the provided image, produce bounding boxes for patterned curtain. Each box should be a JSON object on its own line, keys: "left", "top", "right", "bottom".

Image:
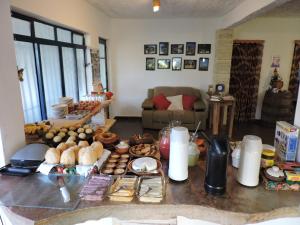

{"left": 229, "top": 41, "right": 264, "bottom": 122}
{"left": 288, "top": 42, "right": 300, "bottom": 101}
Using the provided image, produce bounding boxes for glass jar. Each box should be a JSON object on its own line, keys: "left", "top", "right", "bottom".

{"left": 158, "top": 127, "right": 171, "bottom": 160}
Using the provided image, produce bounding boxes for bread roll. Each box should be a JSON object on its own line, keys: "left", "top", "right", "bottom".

{"left": 78, "top": 147, "right": 97, "bottom": 165}
{"left": 45, "top": 148, "right": 60, "bottom": 164}
{"left": 56, "top": 142, "right": 68, "bottom": 153}
{"left": 66, "top": 139, "right": 76, "bottom": 147}
{"left": 67, "top": 146, "right": 80, "bottom": 162}
{"left": 78, "top": 140, "right": 89, "bottom": 148}
{"left": 60, "top": 149, "right": 75, "bottom": 165}
{"left": 91, "top": 141, "right": 104, "bottom": 159}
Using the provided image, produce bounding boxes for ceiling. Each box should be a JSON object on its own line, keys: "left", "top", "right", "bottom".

{"left": 86, "top": 0, "right": 247, "bottom": 19}
{"left": 262, "top": 0, "right": 300, "bottom": 17}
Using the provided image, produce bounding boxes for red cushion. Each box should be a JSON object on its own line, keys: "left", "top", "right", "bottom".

{"left": 152, "top": 94, "right": 171, "bottom": 110}
{"left": 182, "top": 95, "right": 197, "bottom": 110}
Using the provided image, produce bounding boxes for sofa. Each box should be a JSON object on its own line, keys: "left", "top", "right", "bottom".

{"left": 142, "top": 86, "right": 208, "bottom": 130}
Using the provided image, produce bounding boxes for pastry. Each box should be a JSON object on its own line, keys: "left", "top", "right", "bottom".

{"left": 138, "top": 177, "right": 163, "bottom": 203}
{"left": 83, "top": 124, "right": 90, "bottom": 129}
{"left": 58, "top": 132, "right": 66, "bottom": 138}
{"left": 115, "top": 141, "right": 129, "bottom": 154}
{"left": 94, "top": 132, "right": 118, "bottom": 144}
{"left": 77, "top": 128, "right": 85, "bottom": 133}
{"left": 66, "top": 140, "right": 76, "bottom": 147}
{"left": 121, "top": 154, "right": 130, "bottom": 159}
{"left": 60, "top": 149, "right": 75, "bottom": 165}
{"left": 79, "top": 133, "right": 87, "bottom": 140}
{"left": 60, "top": 128, "right": 68, "bottom": 133}
{"left": 119, "top": 159, "right": 128, "bottom": 163}
{"left": 90, "top": 141, "right": 104, "bottom": 159}
{"left": 85, "top": 128, "right": 93, "bottom": 134}
{"left": 110, "top": 154, "right": 120, "bottom": 159}
{"left": 102, "top": 168, "right": 114, "bottom": 175}
{"left": 78, "top": 146, "right": 98, "bottom": 165}
{"left": 56, "top": 142, "right": 68, "bottom": 152}
{"left": 129, "top": 133, "right": 154, "bottom": 145}
{"left": 130, "top": 144, "right": 158, "bottom": 157}
{"left": 45, "top": 148, "right": 60, "bottom": 164}
{"left": 116, "top": 163, "right": 127, "bottom": 169}
{"left": 109, "top": 177, "right": 137, "bottom": 202}
{"left": 106, "top": 163, "right": 116, "bottom": 168}
{"left": 66, "top": 136, "right": 76, "bottom": 143}
{"left": 114, "top": 168, "right": 125, "bottom": 175}
{"left": 108, "top": 159, "right": 118, "bottom": 163}
{"left": 78, "top": 140, "right": 89, "bottom": 148}
{"left": 53, "top": 136, "right": 62, "bottom": 143}
{"left": 69, "top": 126, "right": 76, "bottom": 131}
{"left": 132, "top": 157, "right": 157, "bottom": 172}
{"left": 45, "top": 132, "right": 54, "bottom": 140}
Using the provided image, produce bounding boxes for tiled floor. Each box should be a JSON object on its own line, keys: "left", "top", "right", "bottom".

{"left": 110, "top": 117, "right": 275, "bottom": 145}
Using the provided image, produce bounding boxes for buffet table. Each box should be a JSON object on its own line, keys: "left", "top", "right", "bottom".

{"left": 0, "top": 160, "right": 300, "bottom": 225}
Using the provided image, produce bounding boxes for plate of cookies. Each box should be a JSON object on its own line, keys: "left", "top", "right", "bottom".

{"left": 129, "top": 144, "right": 159, "bottom": 158}
{"left": 100, "top": 152, "right": 130, "bottom": 175}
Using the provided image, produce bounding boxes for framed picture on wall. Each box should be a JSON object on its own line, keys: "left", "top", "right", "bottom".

{"left": 144, "top": 44, "right": 157, "bottom": 54}
{"left": 159, "top": 42, "right": 169, "bottom": 55}
{"left": 157, "top": 59, "right": 171, "bottom": 69}
{"left": 199, "top": 58, "right": 209, "bottom": 71}
{"left": 146, "top": 57, "right": 156, "bottom": 70}
{"left": 172, "top": 57, "right": 182, "bottom": 71}
{"left": 198, "top": 44, "right": 211, "bottom": 54}
{"left": 171, "top": 44, "right": 184, "bottom": 54}
{"left": 186, "top": 42, "right": 196, "bottom": 55}
{"left": 184, "top": 59, "right": 197, "bottom": 69}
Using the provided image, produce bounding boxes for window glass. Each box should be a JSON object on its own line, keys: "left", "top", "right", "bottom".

{"left": 57, "top": 28, "right": 71, "bottom": 43}
{"left": 15, "top": 41, "right": 41, "bottom": 123}
{"left": 73, "top": 34, "right": 83, "bottom": 45}
{"left": 62, "top": 47, "right": 78, "bottom": 102}
{"left": 12, "top": 18, "right": 31, "bottom": 36}
{"left": 76, "top": 49, "right": 87, "bottom": 99}
{"left": 85, "top": 48, "right": 93, "bottom": 95}
{"left": 100, "top": 59, "right": 107, "bottom": 91}
{"left": 34, "top": 22, "right": 55, "bottom": 40}
{"left": 39, "top": 45, "right": 62, "bottom": 118}
{"left": 99, "top": 43, "right": 105, "bottom": 58}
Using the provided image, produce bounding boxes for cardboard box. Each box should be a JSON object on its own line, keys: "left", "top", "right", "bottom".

{"left": 274, "top": 121, "right": 299, "bottom": 162}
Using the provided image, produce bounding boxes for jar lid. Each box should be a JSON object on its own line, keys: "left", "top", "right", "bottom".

{"left": 262, "top": 149, "right": 275, "bottom": 157}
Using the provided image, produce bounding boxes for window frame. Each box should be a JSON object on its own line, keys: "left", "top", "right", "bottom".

{"left": 12, "top": 11, "right": 87, "bottom": 120}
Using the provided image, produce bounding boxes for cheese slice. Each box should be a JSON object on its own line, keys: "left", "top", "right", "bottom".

{"left": 132, "top": 157, "right": 157, "bottom": 172}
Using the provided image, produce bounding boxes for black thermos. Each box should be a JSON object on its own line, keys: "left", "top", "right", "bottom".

{"left": 204, "top": 136, "right": 229, "bottom": 195}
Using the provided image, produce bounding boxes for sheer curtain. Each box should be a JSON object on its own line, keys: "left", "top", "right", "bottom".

{"left": 39, "top": 45, "right": 62, "bottom": 118}
{"left": 76, "top": 49, "right": 87, "bottom": 99}
{"left": 62, "top": 47, "right": 78, "bottom": 102}
{"left": 14, "top": 41, "right": 41, "bottom": 123}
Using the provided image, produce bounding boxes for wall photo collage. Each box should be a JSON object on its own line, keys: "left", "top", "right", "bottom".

{"left": 144, "top": 42, "right": 210, "bottom": 71}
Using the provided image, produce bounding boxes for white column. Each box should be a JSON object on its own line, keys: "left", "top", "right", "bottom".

{"left": 0, "top": 0, "right": 26, "bottom": 166}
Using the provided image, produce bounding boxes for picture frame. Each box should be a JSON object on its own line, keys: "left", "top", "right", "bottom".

{"left": 172, "top": 57, "right": 182, "bottom": 71}
{"left": 159, "top": 42, "right": 169, "bottom": 55}
{"left": 146, "top": 57, "right": 156, "bottom": 70}
{"left": 184, "top": 59, "right": 197, "bottom": 69}
{"left": 171, "top": 44, "right": 184, "bottom": 54}
{"left": 199, "top": 58, "right": 209, "bottom": 71}
{"left": 186, "top": 42, "right": 196, "bottom": 55}
{"left": 157, "top": 59, "right": 171, "bottom": 69}
{"left": 144, "top": 44, "right": 157, "bottom": 54}
{"left": 198, "top": 44, "right": 211, "bottom": 54}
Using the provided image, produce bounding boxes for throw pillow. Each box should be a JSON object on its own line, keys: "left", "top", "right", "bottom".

{"left": 152, "top": 94, "right": 171, "bottom": 110}
{"left": 167, "top": 95, "right": 183, "bottom": 110}
{"left": 183, "top": 95, "right": 197, "bottom": 110}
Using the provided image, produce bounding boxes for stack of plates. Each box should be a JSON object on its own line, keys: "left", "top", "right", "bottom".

{"left": 51, "top": 104, "right": 68, "bottom": 119}
{"left": 59, "top": 97, "right": 73, "bottom": 107}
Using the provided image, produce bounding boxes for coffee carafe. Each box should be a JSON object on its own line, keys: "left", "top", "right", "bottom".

{"left": 204, "top": 136, "right": 229, "bottom": 195}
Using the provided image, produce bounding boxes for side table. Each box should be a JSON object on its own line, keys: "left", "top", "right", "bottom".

{"left": 209, "top": 98, "right": 235, "bottom": 138}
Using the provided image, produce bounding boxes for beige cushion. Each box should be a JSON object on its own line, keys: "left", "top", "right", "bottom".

{"left": 167, "top": 95, "right": 183, "bottom": 110}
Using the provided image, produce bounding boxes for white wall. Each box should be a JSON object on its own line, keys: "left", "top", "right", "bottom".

{"left": 0, "top": 0, "right": 25, "bottom": 166}
{"left": 110, "top": 18, "right": 219, "bottom": 117}
{"left": 233, "top": 17, "right": 300, "bottom": 119}
{"left": 10, "top": 0, "right": 111, "bottom": 49}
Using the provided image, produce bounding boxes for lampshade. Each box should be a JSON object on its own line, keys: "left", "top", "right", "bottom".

{"left": 153, "top": 0, "right": 160, "bottom": 13}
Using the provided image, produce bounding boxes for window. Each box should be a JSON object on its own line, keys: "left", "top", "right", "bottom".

{"left": 11, "top": 12, "right": 87, "bottom": 122}
{"left": 99, "top": 38, "right": 108, "bottom": 91}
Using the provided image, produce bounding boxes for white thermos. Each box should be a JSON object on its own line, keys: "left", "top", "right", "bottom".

{"left": 237, "top": 135, "right": 263, "bottom": 187}
{"left": 168, "top": 126, "right": 189, "bottom": 181}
